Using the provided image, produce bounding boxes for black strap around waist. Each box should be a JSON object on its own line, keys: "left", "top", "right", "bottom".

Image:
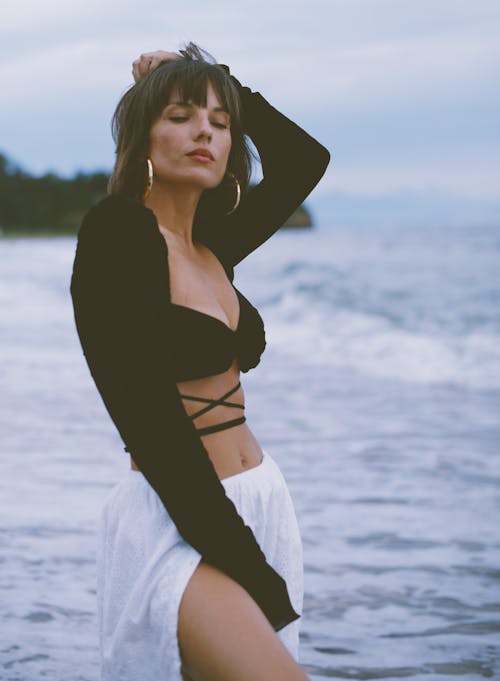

{"left": 179, "top": 381, "right": 246, "bottom": 436}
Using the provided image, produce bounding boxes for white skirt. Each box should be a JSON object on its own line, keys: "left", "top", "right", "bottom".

{"left": 97, "top": 449, "right": 304, "bottom": 680}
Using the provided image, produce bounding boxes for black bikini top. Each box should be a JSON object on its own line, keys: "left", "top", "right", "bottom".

{"left": 167, "top": 286, "right": 266, "bottom": 382}
{"left": 168, "top": 286, "right": 266, "bottom": 437}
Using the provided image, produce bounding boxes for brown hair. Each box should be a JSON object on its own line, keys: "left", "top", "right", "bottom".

{"left": 108, "top": 42, "right": 253, "bottom": 217}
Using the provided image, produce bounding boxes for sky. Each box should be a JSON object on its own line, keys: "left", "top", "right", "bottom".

{"left": 2, "top": 0, "right": 500, "bottom": 225}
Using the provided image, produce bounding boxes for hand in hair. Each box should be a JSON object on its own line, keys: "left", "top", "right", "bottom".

{"left": 132, "top": 50, "right": 181, "bottom": 83}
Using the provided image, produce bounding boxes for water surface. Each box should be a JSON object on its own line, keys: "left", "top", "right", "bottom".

{"left": 1, "top": 223, "right": 499, "bottom": 679}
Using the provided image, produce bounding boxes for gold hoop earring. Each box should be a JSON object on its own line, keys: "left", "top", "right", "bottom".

{"left": 143, "top": 158, "right": 153, "bottom": 200}
{"left": 225, "top": 172, "right": 241, "bottom": 215}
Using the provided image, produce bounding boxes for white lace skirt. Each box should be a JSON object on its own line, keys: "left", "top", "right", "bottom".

{"left": 97, "top": 449, "right": 304, "bottom": 681}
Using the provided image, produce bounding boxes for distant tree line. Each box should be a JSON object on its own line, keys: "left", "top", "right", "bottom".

{"left": 0, "top": 152, "right": 312, "bottom": 235}
{"left": 0, "top": 153, "right": 109, "bottom": 235}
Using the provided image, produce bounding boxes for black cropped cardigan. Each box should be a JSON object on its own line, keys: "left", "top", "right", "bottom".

{"left": 70, "top": 71, "right": 330, "bottom": 632}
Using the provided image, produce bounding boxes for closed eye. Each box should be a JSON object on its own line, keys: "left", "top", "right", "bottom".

{"left": 169, "top": 117, "right": 227, "bottom": 129}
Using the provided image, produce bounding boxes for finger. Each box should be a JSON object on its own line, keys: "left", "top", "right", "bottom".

{"left": 132, "top": 58, "right": 142, "bottom": 83}
{"left": 140, "top": 50, "right": 178, "bottom": 67}
{"left": 131, "top": 57, "right": 144, "bottom": 82}
{"left": 149, "top": 54, "right": 173, "bottom": 70}
{"left": 132, "top": 50, "right": 182, "bottom": 82}
{"left": 149, "top": 50, "right": 181, "bottom": 62}
{"left": 139, "top": 53, "right": 154, "bottom": 78}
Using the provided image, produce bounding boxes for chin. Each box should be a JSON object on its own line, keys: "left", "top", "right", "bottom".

{"left": 192, "top": 173, "right": 225, "bottom": 191}
{"left": 184, "top": 168, "right": 224, "bottom": 189}
{"left": 161, "top": 167, "right": 225, "bottom": 191}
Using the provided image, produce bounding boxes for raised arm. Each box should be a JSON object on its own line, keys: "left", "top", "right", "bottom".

{"left": 200, "top": 69, "right": 331, "bottom": 267}
{"left": 130, "top": 51, "right": 330, "bottom": 267}
{"left": 70, "top": 195, "right": 299, "bottom": 631}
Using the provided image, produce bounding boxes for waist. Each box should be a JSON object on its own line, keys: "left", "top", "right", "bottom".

{"left": 130, "top": 369, "right": 263, "bottom": 478}
{"left": 130, "top": 420, "right": 264, "bottom": 480}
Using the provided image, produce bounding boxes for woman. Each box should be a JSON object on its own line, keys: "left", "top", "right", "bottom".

{"left": 70, "top": 43, "right": 330, "bottom": 681}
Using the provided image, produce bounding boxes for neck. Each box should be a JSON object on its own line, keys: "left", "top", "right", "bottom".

{"left": 144, "top": 183, "right": 203, "bottom": 249}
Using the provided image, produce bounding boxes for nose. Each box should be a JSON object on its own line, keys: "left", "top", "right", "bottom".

{"left": 193, "top": 110, "right": 212, "bottom": 141}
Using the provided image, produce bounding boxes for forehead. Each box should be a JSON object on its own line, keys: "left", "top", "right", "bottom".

{"left": 167, "top": 80, "right": 227, "bottom": 110}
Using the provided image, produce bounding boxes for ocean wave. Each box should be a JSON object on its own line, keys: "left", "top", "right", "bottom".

{"left": 264, "top": 286, "right": 500, "bottom": 390}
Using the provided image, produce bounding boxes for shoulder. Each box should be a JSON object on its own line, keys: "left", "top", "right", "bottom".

{"left": 78, "top": 194, "right": 159, "bottom": 247}
{"left": 74, "top": 195, "right": 167, "bottom": 283}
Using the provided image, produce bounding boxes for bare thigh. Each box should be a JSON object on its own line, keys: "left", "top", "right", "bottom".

{"left": 178, "top": 562, "right": 309, "bottom": 681}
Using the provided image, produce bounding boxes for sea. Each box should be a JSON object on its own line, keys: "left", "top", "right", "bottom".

{"left": 1, "top": 219, "right": 499, "bottom": 680}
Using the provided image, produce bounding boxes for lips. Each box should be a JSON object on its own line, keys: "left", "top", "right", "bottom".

{"left": 187, "top": 148, "right": 214, "bottom": 161}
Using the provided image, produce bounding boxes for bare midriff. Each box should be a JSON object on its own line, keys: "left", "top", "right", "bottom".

{"left": 130, "top": 358, "right": 264, "bottom": 481}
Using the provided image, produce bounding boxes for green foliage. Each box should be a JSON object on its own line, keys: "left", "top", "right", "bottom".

{"left": 0, "top": 152, "right": 313, "bottom": 235}
{"left": 0, "top": 153, "right": 109, "bottom": 235}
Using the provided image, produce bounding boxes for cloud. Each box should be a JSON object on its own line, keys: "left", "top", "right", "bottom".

{"left": 4, "top": 1, "right": 499, "bottom": 112}
{"left": 319, "top": 155, "right": 500, "bottom": 200}
{"left": 2, "top": 0, "right": 499, "bottom": 203}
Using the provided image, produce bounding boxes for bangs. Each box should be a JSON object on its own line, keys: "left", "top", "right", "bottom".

{"left": 109, "top": 41, "right": 252, "bottom": 202}
{"left": 148, "top": 61, "right": 242, "bottom": 126}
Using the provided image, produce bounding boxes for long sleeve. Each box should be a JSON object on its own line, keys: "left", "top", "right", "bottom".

{"left": 197, "top": 71, "right": 331, "bottom": 267}
{"left": 70, "top": 195, "right": 299, "bottom": 631}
